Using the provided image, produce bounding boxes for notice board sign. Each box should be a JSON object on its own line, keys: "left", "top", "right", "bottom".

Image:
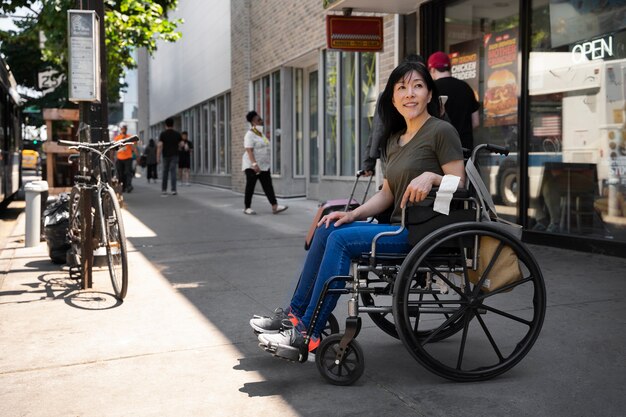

{"left": 326, "top": 16, "right": 383, "bottom": 52}
{"left": 68, "top": 10, "right": 100, "bottom": 102}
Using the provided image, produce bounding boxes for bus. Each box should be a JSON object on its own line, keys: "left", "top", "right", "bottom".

{"left": 0, "top": 56, "right": 22, "bottom": 207}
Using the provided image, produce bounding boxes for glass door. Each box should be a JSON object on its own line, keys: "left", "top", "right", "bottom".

{"left": 307, "top": 67, "right": 320, "bottom": 195}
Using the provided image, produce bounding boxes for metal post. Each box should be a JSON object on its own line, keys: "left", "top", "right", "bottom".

{"left": 75, "top": 0, "right": 108, "bottom": 288}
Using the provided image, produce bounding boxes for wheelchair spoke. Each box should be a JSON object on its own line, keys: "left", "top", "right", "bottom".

{"left": 420, "top": 307, "right": 466, "bottom": 346}
{"left": 413, "top": 293, "right": 423, "bottom": 334}
{"left": 480, "top": 304, "right": 532, "bottom": 326}
{"left": 475, "top": 312, "right": 504, "bottom": 362}
{"left": 477, "top": 276, "right": 534, "bottom": 301}
{"left": 456, "top": 311, "right": 472, "bottom": 370}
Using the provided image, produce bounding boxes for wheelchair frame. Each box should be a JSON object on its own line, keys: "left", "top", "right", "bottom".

{"left": 274, "top": 144, "right": 547, "bottom": 386}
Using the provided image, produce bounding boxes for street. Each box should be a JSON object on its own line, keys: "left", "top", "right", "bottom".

{"left": 1, "top": 180, "right": 626, "bottom": 417}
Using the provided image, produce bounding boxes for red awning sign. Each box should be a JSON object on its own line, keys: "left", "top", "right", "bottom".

{"left": 326, "top": 15, "right": 383, "bottom": 52}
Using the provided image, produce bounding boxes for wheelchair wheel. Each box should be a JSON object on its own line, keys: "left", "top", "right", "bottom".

{"left": 361, "top": 284, "right": 464, "bottom": 342}
{"left": 393, "top": 222, "right": 546, "bottom": 382}
{"left": 315, "top": 334, "right": 365, "bottom": 386}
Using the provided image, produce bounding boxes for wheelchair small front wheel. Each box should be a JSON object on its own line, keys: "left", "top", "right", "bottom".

{"left": 315, "top": 334, "right": 365, "bottom": 386}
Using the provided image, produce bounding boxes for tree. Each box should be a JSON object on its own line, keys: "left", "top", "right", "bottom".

{"left": 0, "top": 0, "right": 182, "bottom": 125}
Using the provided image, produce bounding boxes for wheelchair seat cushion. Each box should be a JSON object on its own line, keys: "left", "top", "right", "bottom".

{"left": 406, "top": 200, "right": 476, "bottom": 246}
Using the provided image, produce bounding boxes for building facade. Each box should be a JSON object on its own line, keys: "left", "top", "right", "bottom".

{"left": 141, "top": 0, "right": 626, "bottom": 256}
{"left": 328, "top": 0, "right": 625, "bottom": 255}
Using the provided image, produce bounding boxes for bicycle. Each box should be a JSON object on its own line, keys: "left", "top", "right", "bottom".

{"left": 60, "top": 131, "right": 137, "bottom": 300}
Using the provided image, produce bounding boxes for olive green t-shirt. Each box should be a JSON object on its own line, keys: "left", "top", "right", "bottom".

{"left": 383, "top": 117, "right": 463, "bottom": 223}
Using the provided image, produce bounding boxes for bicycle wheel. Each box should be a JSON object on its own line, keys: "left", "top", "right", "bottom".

{"left": 100, "top": 186, "right": 128, "bottom": 299}
{"left": 67, "top": 186, "right": 82, "bottom": 274}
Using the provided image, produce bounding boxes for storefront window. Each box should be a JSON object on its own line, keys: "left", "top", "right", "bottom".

{"left": 253, "top": 71, "right": 281, "bottom": 174}
{"left": 324, "top": 50, "right": 377, "bottom": 177}
{"left": 294, "top": 68, "right": 304, "bottom": 177}
{"left": 528, "top": 0, "right": 626, "bottom": 241}
{"left": 325, "top": 50, "right": 339, "bottom": 176}
{"left": 360, "top": 52, "right": 377, "bottom": 165}
{"left": 341, "top": 53, "right": 356, "bottom": 176}
{"left": 444, "top": 0, "right": 521, "bottom": 217}
{"left": 210, "top": 101, "right": 217, "bottom": 173}
{"left": 309, "top": 70, "right": 319, "bottom": 181}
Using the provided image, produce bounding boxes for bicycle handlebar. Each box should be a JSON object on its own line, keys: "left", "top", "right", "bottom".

{"left": 59, "top": 135, "right": 139, "bottom": 149}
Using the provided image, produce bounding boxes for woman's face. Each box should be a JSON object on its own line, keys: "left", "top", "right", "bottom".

{"left": 391, "top": 70, "right": 432, "bottom": 121}
{"left": 252, "top": 115, "right": 263, "bottom": 126}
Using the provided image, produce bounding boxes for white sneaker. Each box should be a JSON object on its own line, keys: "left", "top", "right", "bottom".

{"left": 250, "top": 308, "right": 291, "bottom": 334}
{"left": 258, "top": 325, "right": 300, "bottom": 353}
{"left": 272, "top": 205, "right": 288, "bottom": 214}
{"left": 243, "top": 208, "right": 256, "bottom": 215}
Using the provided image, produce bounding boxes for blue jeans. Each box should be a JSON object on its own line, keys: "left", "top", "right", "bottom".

{"left": 289, "top": 222, "right": 410, "bottom": 337}
{"left": 162, "top": 155, "right": 178, "bottom": 192}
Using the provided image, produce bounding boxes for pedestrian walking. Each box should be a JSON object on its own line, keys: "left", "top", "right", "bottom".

{"left": 178, "top": 131, "right": 193, "bottom": 186}
{"left": 428, "top": 51, "right": 480, "bottom": 151}
{"left": 242, "top": 110, "right": 287, "bottom": 215}
{"left": 114, "top": 123, "right": 138, "bottom": 193}
{"left": 143, "top": 138, "right": 158, "bottom": 183}
{"left": 157, "top": 117, "right": 182, "bottom": 196}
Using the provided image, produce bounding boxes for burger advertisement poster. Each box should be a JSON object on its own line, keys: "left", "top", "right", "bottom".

{"left": 449, "top": 39, "right": 480, "bottom": 102}
{"left": 483, "top": 28, "right": 519, "bottom": 127}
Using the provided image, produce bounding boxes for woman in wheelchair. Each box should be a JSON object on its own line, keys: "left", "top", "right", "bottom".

{"left": 251, "top": 60, "right": 466, "bottom": 355}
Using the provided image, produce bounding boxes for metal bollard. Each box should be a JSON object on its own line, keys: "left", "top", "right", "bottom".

{"left": 24, "top": 180, "right": 49, "bottom": 247}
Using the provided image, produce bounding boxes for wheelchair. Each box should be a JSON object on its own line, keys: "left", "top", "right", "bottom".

{"left": 269, "top": 144, "right": 547, "bottom": 386}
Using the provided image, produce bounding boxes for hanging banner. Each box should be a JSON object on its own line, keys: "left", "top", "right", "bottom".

{"left": 449, "top": 39, "right": 481, "bottom": 102}
{"left": 483, "top": 28, "right": 518, "bottom": 127}
{"left": 326, "top": 15, "right": 384, "bottom": 52}
{"left": 67, "top": 10, "right": 100, "bottom": 102}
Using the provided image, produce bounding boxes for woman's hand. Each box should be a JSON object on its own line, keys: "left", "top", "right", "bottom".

{"left": 401, "top": 172, "right": 437, "bottom": 208}
{"left": 317, "top": 210, "right": 357, "bottom": 228}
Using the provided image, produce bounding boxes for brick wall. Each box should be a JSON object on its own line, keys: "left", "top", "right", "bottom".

{"left": 230, "top": 0, "right": 252, "bottom": 193}
{"left": 231, "top": 0, "right": 398, "bottom": 194}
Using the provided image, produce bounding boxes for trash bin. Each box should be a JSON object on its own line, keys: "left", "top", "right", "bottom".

{"left": 43, "top": 193, "right": 71, "bottom": 264}
{"left": 24, "top": 180, "right": 49, "bottom": 247}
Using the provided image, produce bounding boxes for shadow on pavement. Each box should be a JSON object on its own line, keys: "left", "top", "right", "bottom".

{"left": 118, "top": 183, "right": 626, "bottom": 417}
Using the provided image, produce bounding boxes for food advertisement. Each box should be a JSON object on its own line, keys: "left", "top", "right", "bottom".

{"left": 483, "top": 28, "right": 518, "bottom": 127}
{"left": 449, "top": 39, "right": 481, "bottom": 102}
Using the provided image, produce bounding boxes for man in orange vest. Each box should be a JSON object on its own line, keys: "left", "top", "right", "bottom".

{"left": 114, "top": 124, "right": 137, "bottom": 193}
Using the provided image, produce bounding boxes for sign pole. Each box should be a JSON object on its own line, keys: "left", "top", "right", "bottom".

{"left": 69, "top": 0, "right": 109, "bottom": 288}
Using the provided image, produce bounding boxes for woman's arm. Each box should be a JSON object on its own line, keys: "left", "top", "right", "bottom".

{"left": 319, "top": 180, "right": 394, "bottom": 228}
{"left": 400, "top": 159, "right": 465, "bottom": 208}
{"left": 245, "top": 148, "right": 260, "bottom": 172}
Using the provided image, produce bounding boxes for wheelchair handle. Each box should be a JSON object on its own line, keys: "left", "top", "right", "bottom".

{"left": 471, "top": 143, "right": 509, "bottom": 161}
{"left": 485, "top": 144, "right": 509, "bottom": 156}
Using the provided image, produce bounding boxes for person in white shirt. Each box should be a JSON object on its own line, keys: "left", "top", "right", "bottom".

{"left": 242, "top": 110, "right": 288, "bottom": 215}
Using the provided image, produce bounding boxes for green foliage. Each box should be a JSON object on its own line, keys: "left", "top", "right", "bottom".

{"left": 0, "top": 0, "right": 182, "bottom": 124}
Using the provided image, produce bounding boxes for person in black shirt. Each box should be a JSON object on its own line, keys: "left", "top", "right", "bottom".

{"left": 157, "top": 117, "right": 182, "bottom": 196}
{"left": 428, "top": 51, "right": 480, "bottom": 151}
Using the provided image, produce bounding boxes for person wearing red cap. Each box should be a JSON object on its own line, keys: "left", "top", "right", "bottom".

{"left": 428, "top": 51, "right": 480, "bottom": 152}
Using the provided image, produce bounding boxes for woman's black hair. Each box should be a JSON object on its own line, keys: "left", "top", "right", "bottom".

{"left": 377, "top": 61, "right": 441, "bottom": 157}
{"left": 246, "top": 110, "right": 258, "bottom": 123}
{"left": 149, "top": 138, "right": 155, "bottom": 147}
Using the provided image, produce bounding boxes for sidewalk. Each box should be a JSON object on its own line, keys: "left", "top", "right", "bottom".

{"left": 1, "top": 181, "right": 626, "bottom": 417}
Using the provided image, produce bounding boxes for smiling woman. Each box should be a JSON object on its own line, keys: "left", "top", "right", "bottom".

{"left": 251, "top": 59, "right": 466, "bottom": 362}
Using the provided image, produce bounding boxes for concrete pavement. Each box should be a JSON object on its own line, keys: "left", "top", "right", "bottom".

{"left": 1, "top": 180, "right": 626, "bottom": 417}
